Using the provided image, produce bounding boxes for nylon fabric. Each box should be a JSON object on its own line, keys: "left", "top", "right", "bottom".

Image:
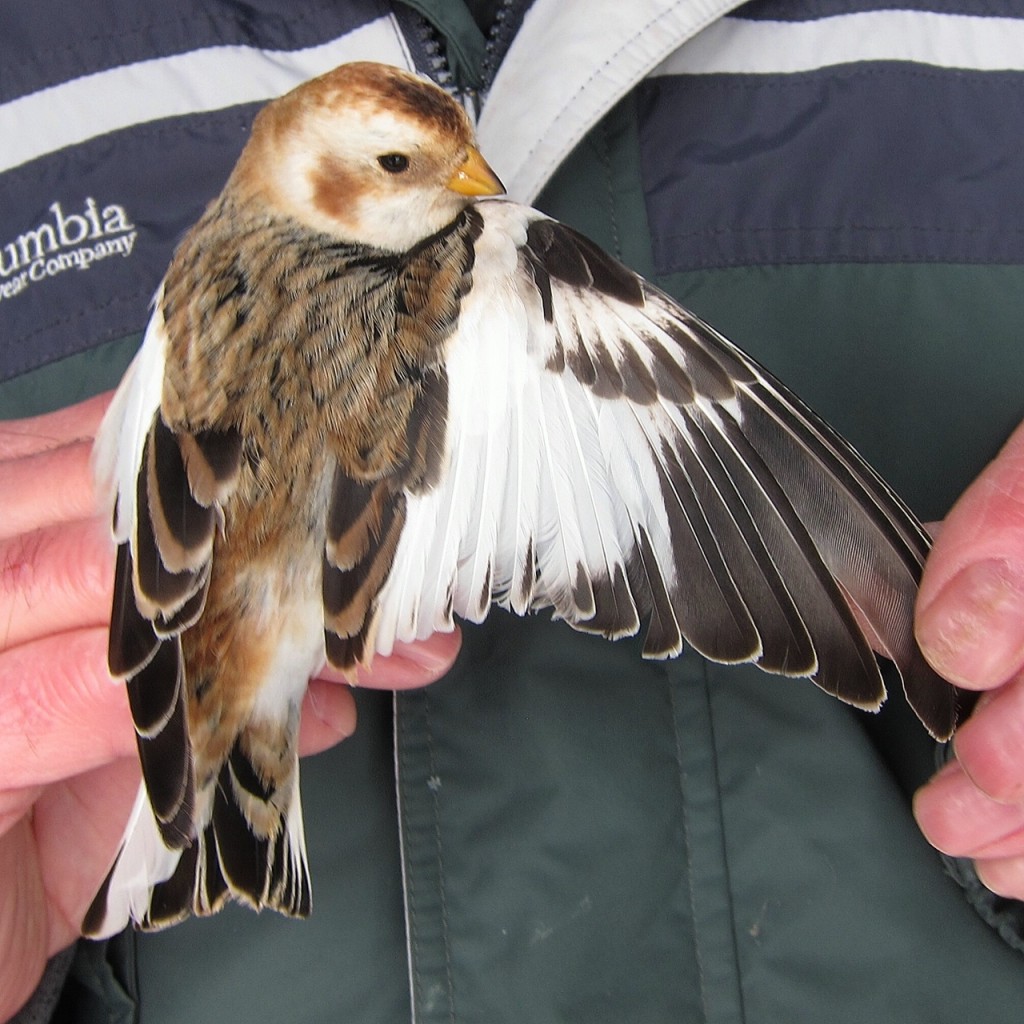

{"left": 5, "top": 2, "right": 1024, "bottom": 1022}
{"left": 49, "top": 937, "right": 136, "bottom": 1024}
{"left": 534, "top": 94, "right": 658, "bottom": 280}
{"left": 0, "top": 334, "right": 140, "bottom": 419}
{"left": 668, "top": 658, "right": 747, "bottom": 1024}
{"left": 736, "top": 0, "right": 1024, "bottom": 18}
{"left": 708, "top": 660, "right": 1024, "bottom": 1021}
{"left": 0, "top": 18, "right": 411, "bottom": 174}
{"left": 2, "top": 0, "right": 391, "bottom": 102}
{"left": 398, "top": 617, "right": 709, "bottom": 1024}
{"left": 395, "top": 622, "right": 1024, "bottom": 1024}
{"left": 639, "top": 65, "right": 1024, "bottom": 272}
{"left": 476, "top": 0, "right": 748, "bottom": 202}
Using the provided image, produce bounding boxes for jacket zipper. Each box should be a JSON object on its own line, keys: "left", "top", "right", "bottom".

{"left": 411, "top": 14, "right": 455, "bottom": 89}
{"left": 403, "top": 0, "right": 531, "bottom": 110}
{"left": 478, "top": 0, "right": 527, "bottom": 93}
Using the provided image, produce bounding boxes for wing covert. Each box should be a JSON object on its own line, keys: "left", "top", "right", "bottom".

{"left": 97, "top": 311, "right": 243, "bottom": 846}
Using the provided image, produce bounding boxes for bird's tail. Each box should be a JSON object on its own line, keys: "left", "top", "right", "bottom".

{"left": 82, "top": 744, "right": 311, "bottom": 937}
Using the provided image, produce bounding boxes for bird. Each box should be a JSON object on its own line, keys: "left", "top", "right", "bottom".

{"left": 84, "top": 60, "right": 967, "bottom": 938}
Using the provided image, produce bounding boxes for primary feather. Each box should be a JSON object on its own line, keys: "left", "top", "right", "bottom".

{"left": 86, "top": 61, "right": 965, "bottom": 939}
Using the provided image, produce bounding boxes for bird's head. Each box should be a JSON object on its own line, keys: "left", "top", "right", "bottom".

{"left": 229, "top": 61, "right": 505, "bottom": 252}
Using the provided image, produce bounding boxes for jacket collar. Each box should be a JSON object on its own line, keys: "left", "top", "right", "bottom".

{"left": 475, "top": 0, "right": 749, "bottom": 202}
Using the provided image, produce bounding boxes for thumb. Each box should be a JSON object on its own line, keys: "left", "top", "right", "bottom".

{"left": 915, "top": 419, "right": 1024, "bottom": 689}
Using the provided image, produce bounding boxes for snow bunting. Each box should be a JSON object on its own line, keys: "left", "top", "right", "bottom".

{"left": 85, "top": 61, "right": 965, "bottom": 936}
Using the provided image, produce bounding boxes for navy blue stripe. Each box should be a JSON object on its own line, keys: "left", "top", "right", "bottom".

{"left": 733, "top": 0, "right": 1024, "bottom": 20}
{"left": 638, "top": 64, "right": 1024, "bottom": 273}
{"left": 3, "top": 0, "right": 388, "bottom": 103}
{"left": 0, "top": 106, "right": 259, "bottom": 383}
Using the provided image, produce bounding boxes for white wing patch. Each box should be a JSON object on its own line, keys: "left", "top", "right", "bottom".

{"left": 374, "top": 204, "right": 681, "bottom": 656}
{"left": 94, "top": 288, "right": 168, "bottom": 541}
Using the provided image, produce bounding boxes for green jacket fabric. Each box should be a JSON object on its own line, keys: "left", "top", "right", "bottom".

{"left": 5, "top": 1, "right": 1024, "bottom": 1021}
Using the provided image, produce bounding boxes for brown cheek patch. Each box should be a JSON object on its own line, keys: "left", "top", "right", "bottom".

{"left": 309, "top": 154, "right": 365, "bottom": 223}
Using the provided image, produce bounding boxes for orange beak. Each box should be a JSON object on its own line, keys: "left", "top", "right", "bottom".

{"left": 447, "top": 146, "right": 505, "bottom": 197}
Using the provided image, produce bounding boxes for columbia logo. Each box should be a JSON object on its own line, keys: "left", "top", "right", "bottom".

{"left": 0, "top": 198, "right": 137, "bottom": 302}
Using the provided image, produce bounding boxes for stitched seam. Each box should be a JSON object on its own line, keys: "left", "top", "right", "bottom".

{"left": 4, "top": 286, "right": 153, "bottom": 346}
{"left": 700, "top": 669, "right": 748, "bottom": 1024}
{"left": 386, "top": 10, "right": 416, "bottom": 72}
{"left": 598, "top": 118, "right": 623, "bottom": 260}
{"left": 669, "top": 676, "right": 710, "bottom": 1024}
{"left": 660, "top": 224, "right": 1024, "bottom": 239}
{"left": 425, "top": 692, "right": 457, "bottom": 1024}
{"left": 398, "top": 701, "right": 424, "bottom": 1024}
{"left": 525, "top": 2, "right": 731, "bottom": 188}
{"left": 671, "top": 65, "right": 1024, "bottom": 90}
{"left": 523, "top": 8, "right": 663, "bottom": 166}
{"left": 653, "top": 250, "right": 1024, "bottom": 272}
{"left": 652, "top": 225, "right": 1024, "bottom": 270}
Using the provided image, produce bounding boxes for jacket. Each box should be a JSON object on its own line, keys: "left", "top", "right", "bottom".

{"left": 4, "top": 1, "right": 1024, "bottom": 1021}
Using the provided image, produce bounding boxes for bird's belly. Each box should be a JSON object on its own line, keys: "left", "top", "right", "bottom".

{"left": 182, "top": 467, "right": 333, "bottom": 773}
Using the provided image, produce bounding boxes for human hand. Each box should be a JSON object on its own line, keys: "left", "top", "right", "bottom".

{"left": 0, "top": 394, "right": 461, "bottom": 1022}
{"left": 913, "top": 418, "right": 1024, "bottom": 899}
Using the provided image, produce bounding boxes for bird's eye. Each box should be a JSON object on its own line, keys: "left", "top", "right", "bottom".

{"left": 377, "top": 153, "right": 410, "bottom": 174}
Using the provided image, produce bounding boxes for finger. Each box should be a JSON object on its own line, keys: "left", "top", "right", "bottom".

{"left": 0, "top": 392, "right": 110, "bottom": 461}
{"left": 0, "top": 786, "right": 41, "bottom": 838}
{"left": 0, "top": 629, "right": 457, "bottom": 788}
{"left": 0, "top": 628, "right": 134, "bottom": 790}
{"left": 916, "top": 419, "right": 1024, "bottom": 688}
{"left": 33, "top": 757, "right": 140, "bottom": 951}
{"left": 975, "top": 855, "right": 1024, "bottom": 901}
{"left": 341, "top": 629, "right": 462, "bottom": 690}
{"left": 0, "top": 756, "right": 139, "bottom": 1023}
{"left": 0, "top": 816, "right": 48, "bottom": 1021}
{"left": 950, "top": 672, "right": 1024, "bottom": 803}
{"left": 0, "top": 440, "right": 100, "bottom": 540}
{"left": 914, "top": 759, "right": 1024, "bottom": 859}
{"left": 297, "top": 680, "right": 357, "bottom": 757}
{"left": 296, "top": 631, "right": 462, "bottom": 757}
{"left": 0, "top": 519, "right": 113, "bottom": 650}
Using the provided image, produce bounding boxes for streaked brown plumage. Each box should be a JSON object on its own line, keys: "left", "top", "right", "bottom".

{"left": 86, "top": 61, "right": 967, "bottom": 938}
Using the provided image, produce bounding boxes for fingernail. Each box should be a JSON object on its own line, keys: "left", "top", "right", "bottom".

{"left": 917, "top": 559, "right": 1024, "bottom": 687}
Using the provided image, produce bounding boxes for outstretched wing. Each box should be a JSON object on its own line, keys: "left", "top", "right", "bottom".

{"left": 370, "top": 200, "right": 965, "bottom": 740}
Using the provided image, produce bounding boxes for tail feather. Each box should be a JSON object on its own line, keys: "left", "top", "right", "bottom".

{"left": 82, "top": 759, "right": 310, "bottom": 936}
